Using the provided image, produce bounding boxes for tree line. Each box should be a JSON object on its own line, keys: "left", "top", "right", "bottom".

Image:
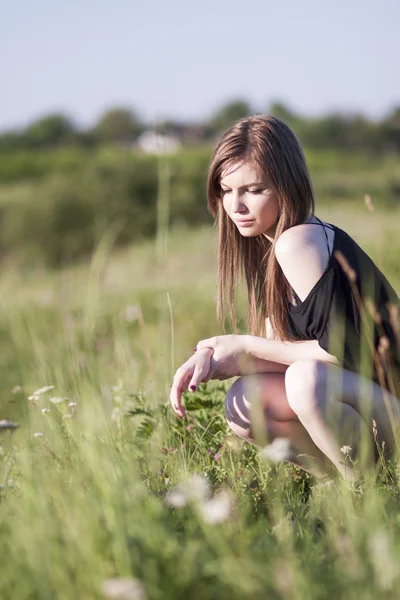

{"left": 0, "top": 100, "right": 399, "bottom": 153}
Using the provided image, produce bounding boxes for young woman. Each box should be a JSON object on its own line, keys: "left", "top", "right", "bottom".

{"left": 169, "top": 115, "right": 400, "bottom": 480}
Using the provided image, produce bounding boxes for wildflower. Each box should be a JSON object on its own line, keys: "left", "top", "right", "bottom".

{"left": 364, "top": 194, "right": 375, "bottom": 213}
{"left": 165, "top": 474, "right": 210, "bottom": 508}
{"left": 49, "top": 397, "right": 68, "bottom": 404}
{"left": 41, "top": 408, "right": 50, "bottom": 414}
{"left": 33, "top": 432, "right": 44, "bottom": 438}
{"left": 62, "top": 414, "right": 73, "bottom": 420}
{"left": 124, "top": 305, "right": 141, "bottom": 323}
{"left": 12, "top": 386, "right": 22, "bottom": 394}
{"left": 213, "top": 453, "right": 221, "bottom": 462}
{"left": 164, "top": 486, "right": 188, "bottom": 508}
{"left": 0, "top": 420, "right": 20, "bottom": 430}
{"left": 186, "top": 425, "right": 193, "bottom": 432}
{"left": 101, "top": 577, "right": 146, "bottom": 600}
{"left": 261, "top": 438, "right": 291, "bottom": 463}
{"left": 198, "top": 491, "right": 233, "bottom": 524}
{"left": 32, "top": 386, "right": 55, "bottom": 396}
{"left": 378, "top": 336, "right": 390, "bottom": 356}
{"left": 340, "top": 445, "right": 352, "bottom": 456}
{"left": 28, "top": 395, "right": 40, "bottom": 402}
{"left": 68, "top": 402, "right": 77, "bottom": 409}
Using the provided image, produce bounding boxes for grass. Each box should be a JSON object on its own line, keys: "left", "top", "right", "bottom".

{"left": 0, "top": 199, "right": 400, "bottom": 599}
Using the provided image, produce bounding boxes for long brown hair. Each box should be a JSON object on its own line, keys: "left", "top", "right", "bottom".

{"left": 207, "top": 114, "right": 315, "bottom": 340}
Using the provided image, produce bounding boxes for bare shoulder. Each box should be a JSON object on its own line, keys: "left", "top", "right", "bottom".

{"left": 274, "top": 222, "right": 335, "bottom": 302}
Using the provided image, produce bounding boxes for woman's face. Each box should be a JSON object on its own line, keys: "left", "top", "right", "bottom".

{"left": 220, "top": 162, "right": 280, "bottom": 239}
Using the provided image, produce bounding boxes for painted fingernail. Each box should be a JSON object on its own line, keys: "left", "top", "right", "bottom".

{"left": 190, "top": 385, "right": 196, "bottom": 391}
{"left": 193, "top": 347, "right": 197, "bottom": 352}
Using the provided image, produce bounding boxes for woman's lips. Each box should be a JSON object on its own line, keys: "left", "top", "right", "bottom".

{"left": 235, "top": 219, "right": 255, "bottom": 227}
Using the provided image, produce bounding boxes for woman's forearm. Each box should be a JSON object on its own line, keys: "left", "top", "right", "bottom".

{"left": 243, "top": 335, "right": 339, "bottom": 366}
{"left": 238, "top": 355, "right": 288, "bottom": 375}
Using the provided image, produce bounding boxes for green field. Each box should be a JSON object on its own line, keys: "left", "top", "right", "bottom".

{"left": 0, "top": 195, "right": 400, "bottom": 598}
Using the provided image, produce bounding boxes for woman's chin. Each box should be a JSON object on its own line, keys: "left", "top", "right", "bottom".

{"left": 236, "top": 224, "right": 261, "bottom": 237}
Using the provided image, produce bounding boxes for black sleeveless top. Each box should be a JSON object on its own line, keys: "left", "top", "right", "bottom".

{"left": 286, "top": 219, "right": 400, "bottom": 393}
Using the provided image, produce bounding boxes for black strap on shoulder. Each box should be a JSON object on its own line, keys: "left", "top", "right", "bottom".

{"left": 307, "top": 216, "right": 333, "bottom": 258}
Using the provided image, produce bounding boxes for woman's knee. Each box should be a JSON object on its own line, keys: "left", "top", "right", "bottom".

{"left": 224, "top": 377, "right": 252, "bottom": 439}
{"left": 285, "top": 359, "right": 325, "bottom": 417}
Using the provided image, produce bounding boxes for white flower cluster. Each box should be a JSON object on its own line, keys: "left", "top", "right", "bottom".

{"left": 102, "top": 577, "right": 146, "bottom": 600}
{"left": 28, "top": 385, "right": 55, "bottom": 402}
{"left": 261, "top": 438, "right": 292, "bottom": 463}
{"left": 165, "top": 474, "right": 233, "bottom": 524}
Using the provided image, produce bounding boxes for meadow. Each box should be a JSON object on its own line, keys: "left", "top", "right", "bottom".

{"left": 0, "top": 162, "right": 400, "bottom": 598}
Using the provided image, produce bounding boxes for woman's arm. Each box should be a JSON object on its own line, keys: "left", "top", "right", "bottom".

{"left": 243, "top": 335, "right": 339, "bottom": 366}
{"left": 196, "top": 335, "right": 339, "bottom": 378}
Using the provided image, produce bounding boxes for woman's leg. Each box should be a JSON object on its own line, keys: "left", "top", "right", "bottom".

{"left": 284, "top": 360, "right": 400, "bottom": 479}
{"left": 225, "top": 362, "right": 400, "bottom": 480}
{"left": 225, "top": 373, "right": 336, "bottom": 477}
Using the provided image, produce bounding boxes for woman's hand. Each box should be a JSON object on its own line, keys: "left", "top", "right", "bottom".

{"left": 170, "top": 348, "right": 214, "bottom": 418}
{"left": 196, "top": 335, "right": 249, "bottom": 381}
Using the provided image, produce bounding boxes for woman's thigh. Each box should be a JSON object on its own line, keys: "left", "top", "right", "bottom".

{"left": 285, "top": 360, "right": 400, "bottom": 454}
{"left": 225, "top": 372, "right": 298, "bottom": 435}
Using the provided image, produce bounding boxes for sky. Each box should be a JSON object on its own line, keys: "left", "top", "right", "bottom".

{"left": 1, "top": 0, "right": 399, "bottom": 132}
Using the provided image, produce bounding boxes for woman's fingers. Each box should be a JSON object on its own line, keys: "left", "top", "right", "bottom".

{"left": 170, "top": 367, "right": 192, "bottom": 417}
{"left": 188, "top": 357, "right": 210, "bottom": 391}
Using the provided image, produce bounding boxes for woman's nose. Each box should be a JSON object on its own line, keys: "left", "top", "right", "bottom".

{"left": 231, "top": 191, "right": 246, "bottom": 213}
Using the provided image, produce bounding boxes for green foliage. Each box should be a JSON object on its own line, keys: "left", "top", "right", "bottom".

{"left": 208, "top": 99, "right": 252, "bottom": 134}
{"left": 0, "top": 146, "right": 399, "bottom": 268}
{"left": 23, "top": 113, "right": 77, "bottom": 148}
{"left": 93, "top": 107, "right": 143, "bottom": 142}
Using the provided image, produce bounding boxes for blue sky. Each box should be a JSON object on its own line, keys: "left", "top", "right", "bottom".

{"left": 1, "top": 0, "right": 399, "bottom": 132}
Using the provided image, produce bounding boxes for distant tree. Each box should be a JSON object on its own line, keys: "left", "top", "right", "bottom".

{"left": 0, "top": 130, "right": 25, "bottom": 151}
{"left": 93, "top": 107, "right": 143, "bottom": 142}
{"left": 208, "top": 100, "right": 252, "bottom": 134}
{"left": 379, "top": 106, "right": 400, "bottom": 152}
{"left": 268, "top": 101, "right": 297, "bottom": 122}
{"left": 23, "top": 114, "right": 76, "bottom": 148}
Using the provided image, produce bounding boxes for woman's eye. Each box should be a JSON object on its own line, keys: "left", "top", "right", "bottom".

{"left": 221, "top": 189, "right": 230, "bottom": 195}
{"left": 249, "top": 189, "right": 264, "bottom": 194}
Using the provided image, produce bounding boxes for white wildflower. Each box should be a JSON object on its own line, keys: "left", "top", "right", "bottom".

{"left": 0, "top": 419, "right": 20, "bottom": 430}
{"left": 165, "top": 474, "right": 210, "bottom": 509}
{"left": 49, "top": 397, "right": 68, "bottom": 404}
{"left": 28, "top": 395, "right": 40, "bottom": 402}
{"left": 261, "top": 438, "right": 291, "bottom": 463}
{"left": 340, "top": 445, "right": 352, "bottom": 456}
{"left": 102, "top": 577, "right": 146, "bottom": 600}
{"left": 186, "top": 474, "right": 210, "bottom": 502}
{"left": 32, "top": 385, "right": 55, "bottom": 396}
{"left": 33, "top": 432, "right": 44, "bottom": 438}
{"left": 68, "top": 402, "right": 77, "bottom": 409}
{"left": 12, "top": 386, "right": 22, "bottom": 394}
{"left": 165, "top": 487, "right": 187, "bottom": 508}
{"left": 62, "top": 413, "right": 73, "bottom": 420}
{"left": 41, "top": 408, "right": 50, "bottom": 414}
{"left": 124, "top": 305, "right": 141, "bottom": 323}
{"left": 198, "top": 491, "right": 233, "bottom": 524}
